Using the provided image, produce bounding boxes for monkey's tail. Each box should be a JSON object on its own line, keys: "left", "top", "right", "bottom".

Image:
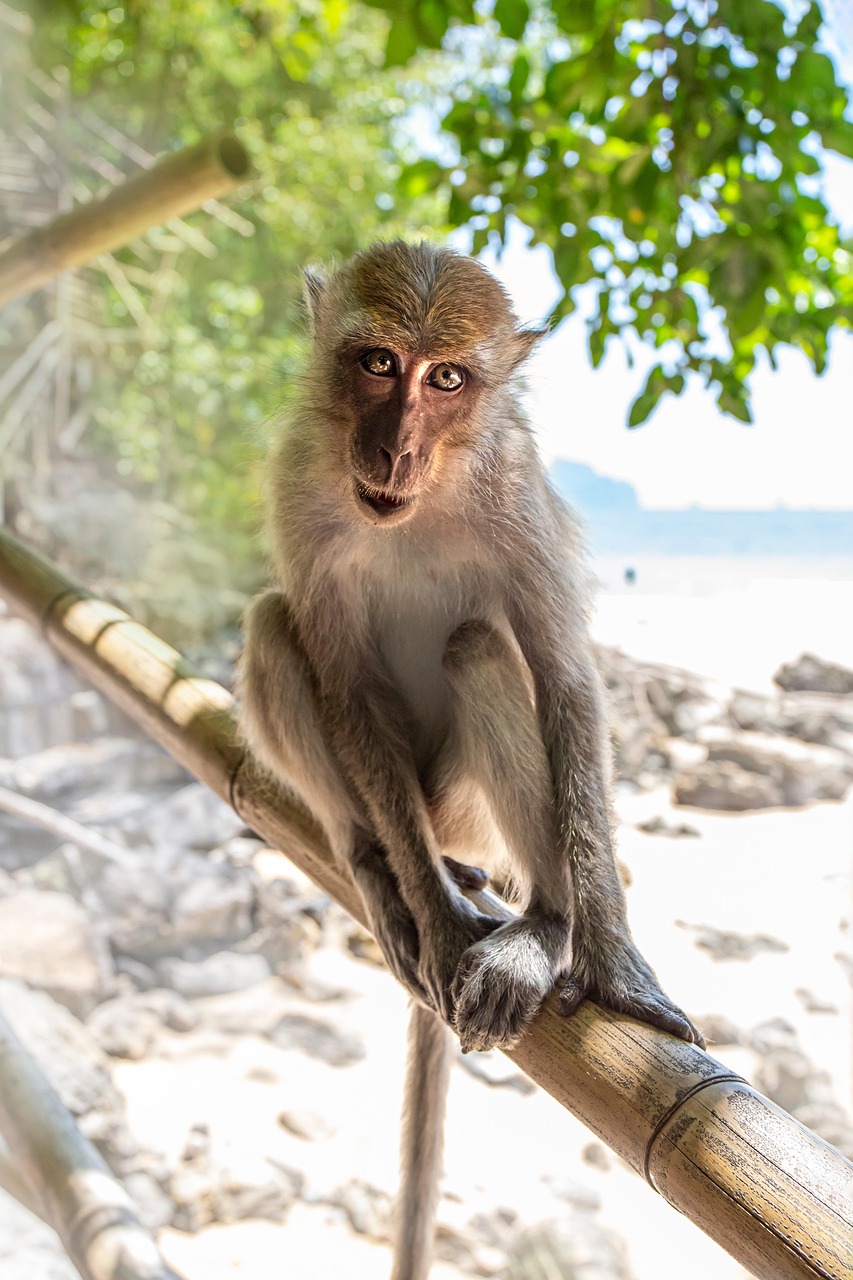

{"left": 390, "top": 1003, "right": 454, "bottom": 1280}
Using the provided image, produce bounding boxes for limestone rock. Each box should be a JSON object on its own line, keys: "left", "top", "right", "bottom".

{"left": 773, "top": 652, "right": 853, "bottom": 695}
{"left": 155, "top": 952, "right": 271, "bottom": 999}
{"left": 0, "top": 890, "right": 113, "bottom": 1016}
{"left": 267, "top": 1013, "right": 366, "bottom": 1067}
{"left": 673, "top": 759, "right": 784, "bottom": 811}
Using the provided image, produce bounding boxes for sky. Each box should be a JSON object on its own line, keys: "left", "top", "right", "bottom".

{"left": 476, "top": 15, "right": 853, "bottom": 513}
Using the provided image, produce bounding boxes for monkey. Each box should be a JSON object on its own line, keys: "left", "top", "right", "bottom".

{"left": 237, "top": 241, "right": 703, "bottom": 1280}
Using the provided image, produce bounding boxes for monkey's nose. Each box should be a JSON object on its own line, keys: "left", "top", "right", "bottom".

{"left": 375, "top": 446, "right": 414, "bottom": 487}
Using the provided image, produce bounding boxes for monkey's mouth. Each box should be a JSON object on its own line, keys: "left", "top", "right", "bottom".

{"left": 355, "top": 481, "right": 415, "bottom": 520}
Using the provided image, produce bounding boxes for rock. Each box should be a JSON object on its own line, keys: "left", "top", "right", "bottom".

{"left": 144, "top": 988, "right": 199, "bottom": 1032}
{"left": 169, "top": 1122, "right": 302, "bottom": 1230}
{"left": 677, "top": 921, "right": 788, "bottom": 962}
{"left": 239, "top": 920, "right": 321, "bottom": 974}
{"left": 327, "top": 1179, "right": 392, "bottom": 1239}
{"left": 277, "top": 1108, "right": 335, "bottom": 1141}
{"left": 696, "top": 1013, "right": 744, "bottom": 1046}
{"left": 114, "top": 955, "right": 158, "bottom": 990}
{"left": 541, "top": 1174, "right": 601, "bottom": 1210}
{"left": 85, "top": 988, "right": 198, "bottom": 1058}
{"left": 773, "top": 652, "right": 853, "bottom": 695}
{"left": 267, "top": 1013, "right": 366, "bottom": 1066}
{"left": 456, "top": 1048, "right": 537, "bottom": 1095}
{"left": 0, "top": 737, "right": 182, "bottom": 803}
{"left": 581, "top": 1143, "right": 611, "bottom": 1171}
{"left": 644, "top": 670, "right": 721, "bottom": 740}
{"left": 252, "top": 876, "right": 325, "bottom": 969}
{"left": 156, "top": 952, "right": 271, "bottom": 998}
{"left": 728, "top": 690, "right": 776, "bottom": 733}
{"left": 171, "top": 870, "right": 255, "bottom": 949}
{"left": 127, "top": 783, "right": 243, "bottom": 853}
{"left": 673, "top": 759, "right": 784, "bottom": 811}
{"left": 635, "top": 815, "right": 700, "bottom": 838}
{"left": 750, "top": 1019, "right": 853, "bottom": 1158}
{"left": 93, "top": 846, "right": 256, "bottom": 962}
{"left": 795, "top": 987, "right": 838, "bottom": 1014}
{"left": 730, "top": 688, "right": 853, "bottom": 754}
{"left": 505, "top": 1216, "right": 634, "bottom": 1280}
{"left": 673, "top": 730, "right": 853, "bottom": 810}
{"left": 0, "top": 890, "right": 113, "bottom": 1016}
{"left": 706, "top": 736, "right": 853, "bottom": 805}
{"left": 86, "top": 999, "right": 160, "bottom": 1060}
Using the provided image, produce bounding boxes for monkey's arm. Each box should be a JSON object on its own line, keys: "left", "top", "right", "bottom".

{"left": 508, "top": 566, "right": 703, "bottom": 1046}
{"left": 316, "top": 656, "right": 498, "bottom": 1021}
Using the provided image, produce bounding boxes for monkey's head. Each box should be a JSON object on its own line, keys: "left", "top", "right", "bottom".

{"left": 302, "top": 241, "right": 546, "bottom": 527}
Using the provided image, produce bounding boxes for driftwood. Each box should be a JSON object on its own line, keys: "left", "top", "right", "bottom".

{"left": 0, "top": 132, "right": 250, "bottom": 307}
{"left": 0, "top": 1008, "right": 183, "bottom": 1280}
{"left": 0, "top": 525, "right": 850, "bottom": 1280}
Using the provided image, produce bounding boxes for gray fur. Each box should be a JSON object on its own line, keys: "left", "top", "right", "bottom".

{"left": 238, "top": 241, "right": 702, "bottom": 1280}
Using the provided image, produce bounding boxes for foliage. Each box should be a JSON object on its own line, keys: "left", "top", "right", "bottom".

{"left": 369, "top": 0, "right": 853, "bottom": 424}
{"left": 19, "top": 0, "right": 444, "bottom": 571}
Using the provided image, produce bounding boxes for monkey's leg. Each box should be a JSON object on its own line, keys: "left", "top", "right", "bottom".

{"left": 437, "top": 620, "right": 573, "bottom": 1053}
{"left": 508, "top": 599, "right": 704, "bottom": 1046}
{"left": 240, "top": 591, "right": 432, "bottom": 1002}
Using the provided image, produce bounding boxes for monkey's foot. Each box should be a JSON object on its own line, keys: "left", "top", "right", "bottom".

{"left": 559, "top": 938, "right": 705, "bottom": 1047}
{"left": 452, "top": 916, "right": 569, "bottom": 1053}
{"left": 443, "top": 856, "right": 489, "bottom": 891}
{"left": 419, "top": 899, "right": 499, "bottom": 1025}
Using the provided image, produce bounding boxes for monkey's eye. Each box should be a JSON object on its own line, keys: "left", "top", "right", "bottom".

{"left": 361, "top": 348, "right": 397, "bottom": 377}
{"left": 427, "top": 363, "right": 464, "bottom": 392}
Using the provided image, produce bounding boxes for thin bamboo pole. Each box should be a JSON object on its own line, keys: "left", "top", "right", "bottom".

{"left": 0, "top": 133, "right": 251, "bottom": 307}
{"left": 0, "top": 526, "right": 850, "bottom": 1280}
{"left": 0, "top": 1009, "right": 184, "bottom": 1280}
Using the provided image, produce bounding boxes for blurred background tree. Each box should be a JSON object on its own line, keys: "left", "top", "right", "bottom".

{"left": 1, "top": 0, "right": 850, "bottom": 643}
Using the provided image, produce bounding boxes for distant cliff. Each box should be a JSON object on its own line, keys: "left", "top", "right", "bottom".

{"left": 549, "top": 460, "right": 853, "bottom": 556}
{"left": 549, "top": 460, "right": 640, "bottom": 512}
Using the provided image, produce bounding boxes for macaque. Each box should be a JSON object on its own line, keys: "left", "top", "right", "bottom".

{"left": 238, "top": 241, "right": 702, "bottom": 1280}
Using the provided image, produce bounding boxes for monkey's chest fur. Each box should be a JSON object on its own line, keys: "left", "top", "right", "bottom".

{"left": 359, "top": 547, "right": 512, "bottom": 775}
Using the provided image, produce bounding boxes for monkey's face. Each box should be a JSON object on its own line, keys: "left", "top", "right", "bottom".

{"left": 304, "top": 241, "right": 546, "bottom": 527}
{"left": 344, "top": 343, "right": 471, "bottom": 527}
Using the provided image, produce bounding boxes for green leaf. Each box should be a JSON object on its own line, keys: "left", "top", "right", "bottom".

{"left": 384, "top": 16, "right": 419, "bottom": 67}
{"left": 508, "top": 53, "right": 530, "bottom": 99}
{"left": 494, "top": 0, "right": 529, "bottom": 40}
{"left": 717, "top": 383, "right": 754, "bottom": 423}
{"left": 416, "top": 0, "right": 449, "bottom": 45}
{"left": 551, "top": 0, "right": 596, "bottom": 35}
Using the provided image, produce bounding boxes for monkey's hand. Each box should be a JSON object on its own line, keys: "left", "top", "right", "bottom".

{"left": 559, "top": 933, "right": 705, "bottom": 1047}
{"left": 418, "top": 897, "right": 499, "bottom": 1025}
{"left": 452, "top": 914, "right": 568, "bottom": 1054}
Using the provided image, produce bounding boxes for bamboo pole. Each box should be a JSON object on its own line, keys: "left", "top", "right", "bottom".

{"left": 0, "top": 1009, "right": 184, "bottom": 1280}
{"left": 0, "top": 133, "right": 251, "bottom": 307}
{"left": 0, "top": 526, "right": 850, "bottom": 1280}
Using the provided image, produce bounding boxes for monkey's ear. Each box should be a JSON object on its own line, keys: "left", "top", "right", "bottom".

{"left": 510, "top": 324, "right": 549, "bottom": 369}
{"left": 303, "top": 265, "right": 327, "bottom": 326}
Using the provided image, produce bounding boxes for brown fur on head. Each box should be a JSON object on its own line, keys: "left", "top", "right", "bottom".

{"left": 301, "top": 241, "right": 546, "bottom": 526}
